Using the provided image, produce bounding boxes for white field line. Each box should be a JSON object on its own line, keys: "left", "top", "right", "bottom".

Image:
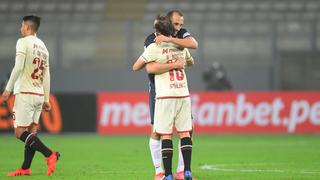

{"left": 199, "top": 164, "right": 320, "bottom": 174}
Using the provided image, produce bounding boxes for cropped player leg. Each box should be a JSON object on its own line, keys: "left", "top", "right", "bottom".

{"left": 161, "top": 135, "right": 173, "bottom": 177}
{"left": 177, "top": 139, "right": 184, "bottom": 171}
{"left": 33, "top": 97, "right": 60, "bottom": 176}
{"left": 8, "top": 94, "right": 35, "bottom": 176}
{"left": 175, "top": 139, "right": 185, "bottom": 179}
{"left": 179, "top": 132, "right": 193, "bottom": 180}
{"left": 150, "top": 130, "right": 164, "bottom": 177}
{"left": 8, "top": 127, "right": 33, "bottom": 176}
{"left": 19, "top": 127, "right": 34, "bottom": 169}
{"left": 148, "top": 89, "right": 165, "bottom": 179}
{"left": 23, "top": 126, "right": 60, "bottom": 176}
{"left": 176, "top": 129, "right": 194, "bottom": 179}
{"left": 175, "top": 124, "right": 194, "bottom": 179}
{"left": 175, "top": 97, "right": 193, "bottom": 179}
{"left": 22, "top": 102, "right": 53, "bottom": 158}
{"left": 20, "top": 124, "right": 37, "bottom": 170}
{"left": 154, "top": 99, "right": 175, "bottom": 178}
{"left": 19, "top": 128, "right": 51, "bottom": 158}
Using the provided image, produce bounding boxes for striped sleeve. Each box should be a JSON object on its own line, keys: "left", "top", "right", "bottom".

{"left": 177, "top": 28, "right": 191, "bottom": 39}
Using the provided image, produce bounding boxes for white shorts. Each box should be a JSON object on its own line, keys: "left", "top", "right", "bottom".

{"left": 13, "top": 93, "right": 44, "bottom": 128}
{"left": 153, "top": 97, "right": 192, "bottom": 134}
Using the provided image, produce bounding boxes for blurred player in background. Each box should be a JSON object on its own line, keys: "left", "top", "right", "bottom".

{"left": 2, "top": 15, "right": 60, "bottom": 177}
{"left": 138, "top": 9, "right": 198, "bottom": 180}
{"left": 134, "top": 15, "right": 195, "bottom": 180}
{"left": 202, "top": 61, "right": 232, "bottom": 91}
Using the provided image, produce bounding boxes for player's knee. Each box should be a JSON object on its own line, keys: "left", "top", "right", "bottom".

{"left": 161, "top": 134, "right": 172, "bottom": 140}
{"left": 14, "top": 131, "right": 21, "bottom": 139}
{"left": 14, "top": 128, "right": 25, "bottom": 139}
{"left": 15, "top": 127, "right": 33, "bottom": 142}
{"left": 150, "top": 132, "right": 160, "bottom": 140}
{"left": 178, "top": 132, "right": 190, "bottom": 139}
{"left": 30, "top": 124, "right": 39, "bottom": 135}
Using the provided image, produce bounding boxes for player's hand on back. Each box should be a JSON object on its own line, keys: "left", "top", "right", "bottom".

{"left": 155, "top": 35, "right": 170, "bottom": 45}
{"left": 43, "top": 102, "right": 51, "bottom": 112}
{"left": 1, "top": 90, "right": 11, "bottom": 102}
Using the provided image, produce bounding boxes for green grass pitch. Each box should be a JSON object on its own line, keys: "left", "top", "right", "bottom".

{"left": 1, "top": 134, "right": 320, "bottom": 179}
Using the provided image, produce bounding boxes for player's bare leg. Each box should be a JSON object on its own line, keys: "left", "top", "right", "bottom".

{"left": 150, "top": 129, "right": 165, "bottom": 180}
{"left": 178, "top": 132, "right": 193, "bottom": 180}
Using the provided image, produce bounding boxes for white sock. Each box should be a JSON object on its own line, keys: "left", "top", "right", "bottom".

{"left": 149, "top": 138, "right": 163, "bottom": 174}
{"left": 177, "top": 140, "right": 185, "bottom": 172}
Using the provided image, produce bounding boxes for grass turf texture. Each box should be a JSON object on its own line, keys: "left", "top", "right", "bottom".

{"left": 0, "top": 134, "right": 319, "bottom": 179}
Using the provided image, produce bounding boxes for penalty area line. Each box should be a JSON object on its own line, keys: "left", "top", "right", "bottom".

{"left": 199, "top": 164, "right": 320, "bottom": 174}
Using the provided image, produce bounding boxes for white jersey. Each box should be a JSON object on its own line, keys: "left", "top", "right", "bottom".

{"left": 140, "top": 42, "right": 192, "bottom": 99}
{"left": 6, "top": 35, "right": 50, "bottom": 102}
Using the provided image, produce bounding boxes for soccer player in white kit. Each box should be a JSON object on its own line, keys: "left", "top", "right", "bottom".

{"left": 134, "top": 10, "right": 198, "bottom": 180}
{"left": 134, "top": 15, "right": 195, "bottom": 180}
{"left": 2, "top": 15, "right": 60, "bottom": 177}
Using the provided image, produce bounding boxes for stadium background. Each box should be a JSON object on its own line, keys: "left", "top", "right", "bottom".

{"left": 0, "top": 0, "right": 320, "bottom": 179}
{"left": 1, "top": 0, "right": 320, "bottom": 92}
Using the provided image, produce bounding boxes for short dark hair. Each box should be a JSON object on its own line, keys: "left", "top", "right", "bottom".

{"left": 154, "top": 15, "right": 174, "bottom": 37}
{"left": 23, "top": 15, "right": 40, "bottom": 32}
{"left": 167, "top": 9, "right": 183, "bottom": 19}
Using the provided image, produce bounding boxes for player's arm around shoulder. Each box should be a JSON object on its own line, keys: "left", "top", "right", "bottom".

{"left": 176, "top": 28, "right": 198, "bottom": 49}
{"left": 182, "top": 36, "right": 198, "bottom": 49}
{"left": 145, "top": 59, "right": 185, "bottom": 74}
{"left": 132, "top": 58, "right": 146, "bottom": 72}
{"left": 155, "top": 35, "right": 198, "bottom": 49}
{"left": 169, "top": 36, "right": 198, "bottom": 49}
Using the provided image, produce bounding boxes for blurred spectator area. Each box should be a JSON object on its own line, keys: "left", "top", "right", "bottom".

{"left": 0, "top": 0, "right": 319, "bottom": 92}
